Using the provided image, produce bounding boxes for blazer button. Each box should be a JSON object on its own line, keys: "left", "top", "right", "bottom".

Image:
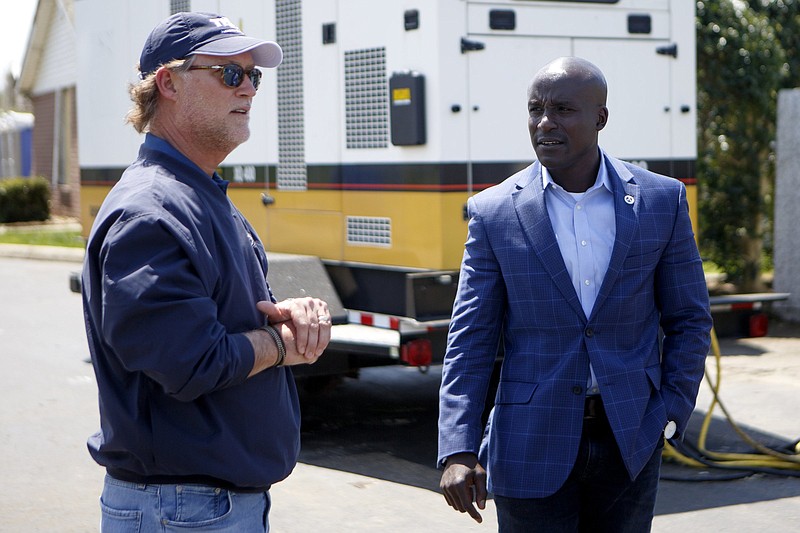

{"left": 572, "top": 386, "right": 583, "bottom": 395}
{"left": 585, "top": 328, "right": 594, "bottom": 337}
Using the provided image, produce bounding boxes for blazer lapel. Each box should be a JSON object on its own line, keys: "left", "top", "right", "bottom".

{"left": 513, "top": 163, "right": 585, "bottom": 319}
{"left": 591, "top": 159, "right": 638, "bottom": 321}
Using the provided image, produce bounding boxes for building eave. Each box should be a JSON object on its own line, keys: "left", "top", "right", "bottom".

{"left": 19, "top": 0, "right": 58, "bottom": 95}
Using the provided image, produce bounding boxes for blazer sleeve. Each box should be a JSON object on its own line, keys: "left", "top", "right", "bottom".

{"left": 655, "top": 182, "right": 712, "bottom": 437}
{"left": 438, "top": 196, "right": 507, "bottom": 465}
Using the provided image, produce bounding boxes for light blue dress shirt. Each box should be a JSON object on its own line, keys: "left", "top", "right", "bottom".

{"left": 542, "top": 153, "right": 616, "bottom": 395}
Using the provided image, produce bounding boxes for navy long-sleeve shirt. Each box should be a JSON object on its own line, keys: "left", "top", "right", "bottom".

{"left": 82, "top": 134, "right": 300, "bottom": 490}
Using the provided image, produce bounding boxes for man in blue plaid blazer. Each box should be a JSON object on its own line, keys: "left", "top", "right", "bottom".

{"left": 438, "top": 57, "right": 711, "bottom": 532}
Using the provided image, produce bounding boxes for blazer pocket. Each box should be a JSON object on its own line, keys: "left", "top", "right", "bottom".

{"left": 644, "top": 363, "right": 662, "bottom": 391}
{"left": 495, "top": 381, "right": 538, "bottom": 405}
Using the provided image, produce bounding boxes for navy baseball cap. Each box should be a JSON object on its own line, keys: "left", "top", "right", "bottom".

{"left": 139, "top": 12, "right": 282, "bottom": 77}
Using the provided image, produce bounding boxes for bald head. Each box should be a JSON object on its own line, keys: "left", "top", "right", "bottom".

{"left": 526, "top": 56, "right": 609, "bottom": 191}
{"left": 529, "top": 57, "right": 607, "bottom": 106}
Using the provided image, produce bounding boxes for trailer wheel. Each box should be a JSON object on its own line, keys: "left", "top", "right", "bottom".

{"left": 297, "top": 374, "right": 344, "bottom": 396}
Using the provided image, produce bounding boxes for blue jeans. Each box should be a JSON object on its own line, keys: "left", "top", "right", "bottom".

{"left": 100, "top": 475, "right": 271, "bottom": 532}
{"left": 494, "top": 413, "right": 663, "bottom": 533}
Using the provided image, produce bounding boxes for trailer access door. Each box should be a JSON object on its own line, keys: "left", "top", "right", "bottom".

{"left": 463, "top": 0, "right": 685, "bottom": 186}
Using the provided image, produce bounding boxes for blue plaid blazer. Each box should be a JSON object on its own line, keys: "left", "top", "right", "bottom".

{"left": 438, "top": 152, "right": 712, "bottom": 499}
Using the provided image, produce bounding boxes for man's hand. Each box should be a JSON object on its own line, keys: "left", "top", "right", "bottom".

{"left": 441, "top": 452, "right": 488, "bottom": 523}
{"left": 258, "top": 298, "right": 331, "bottom": 361}
{"left": 246, "top": 299, "right": 331, "bottom": 374}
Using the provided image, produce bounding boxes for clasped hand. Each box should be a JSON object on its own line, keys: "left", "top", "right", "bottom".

{"left": 257, "top": 298, "right": 331, "bottom": 365}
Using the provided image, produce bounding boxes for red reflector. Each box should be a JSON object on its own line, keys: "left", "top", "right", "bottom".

{"left": 401, "top": 339, "right": 432, "bottom": 367}
{"left": 390, "top": 317, "right": 400, "bottom": 330}
{"left": 361, "top": 314, "right": 374, "bottom": 326}
{"left": 749, "top": 313, "right": 768, "bottom": 337}
{"left": 731, "top": 302, "right": 754, "bottom": 311}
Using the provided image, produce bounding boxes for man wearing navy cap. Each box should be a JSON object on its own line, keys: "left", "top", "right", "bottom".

{"left": 82, "top": 12, "right": 331, "bottom": 531}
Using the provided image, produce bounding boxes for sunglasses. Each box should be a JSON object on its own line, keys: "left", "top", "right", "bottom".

{"left": 188, "top": 64, "right": 263, "bottom": 90}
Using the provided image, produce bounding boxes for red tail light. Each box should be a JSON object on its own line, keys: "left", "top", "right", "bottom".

{"left": 401, "top": 338, "right": 432, "bottom": 367}
{"left": 749, "top": 313, "right": 768, "bottom": 337}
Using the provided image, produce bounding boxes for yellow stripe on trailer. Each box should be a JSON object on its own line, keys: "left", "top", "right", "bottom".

{"left": 265, "top": 189, "right": 469, "bottom": 270}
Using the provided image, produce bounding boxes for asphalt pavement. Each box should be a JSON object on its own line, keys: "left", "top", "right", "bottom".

{"left": 2, "top": 246, "right": 800, "bottom": 532}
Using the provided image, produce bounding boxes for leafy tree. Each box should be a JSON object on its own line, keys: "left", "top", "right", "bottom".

{"left": 696, "top": 0, "right": 787, "bottom": 290}
{"left": 750, "top": 0, "right": 800, "bottom": 89}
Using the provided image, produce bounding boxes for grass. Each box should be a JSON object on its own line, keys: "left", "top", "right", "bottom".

{"left": 0, "top": 228, "right": 752, "bottom": 281}
{"left": 0, "top": 229, "right": 85, "bottom": 248}
{"left": 702, "top": 261, "right": 724, "bottom": 274}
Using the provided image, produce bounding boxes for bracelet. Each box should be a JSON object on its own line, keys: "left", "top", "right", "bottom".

{"left": 260, "top": 325, "right": 286, "bottom": 368}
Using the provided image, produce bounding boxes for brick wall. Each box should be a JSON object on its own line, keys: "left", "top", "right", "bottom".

{"left": 30, "top": 88, "right": 80, "bottom": 219}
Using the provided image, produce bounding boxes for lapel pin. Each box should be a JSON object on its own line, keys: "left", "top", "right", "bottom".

{"left": 624, "top": 194, "right": 635, "bottom": 205}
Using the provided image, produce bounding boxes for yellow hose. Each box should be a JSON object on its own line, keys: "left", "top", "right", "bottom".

{"left": 663, "top": 327, "right": 800, "bottom": 474}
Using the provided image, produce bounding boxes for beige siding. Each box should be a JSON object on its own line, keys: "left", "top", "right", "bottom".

{"left": 30, "top": 3, "right": 77, "bottom": 96}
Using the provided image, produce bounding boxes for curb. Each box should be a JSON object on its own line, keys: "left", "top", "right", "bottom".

{"left": 0, "top": 243, "right": 85, "bottom": 263}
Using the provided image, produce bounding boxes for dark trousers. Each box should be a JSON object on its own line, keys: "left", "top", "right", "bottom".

{"left": 494, "top": 399, "right": 663, "bottom": 533}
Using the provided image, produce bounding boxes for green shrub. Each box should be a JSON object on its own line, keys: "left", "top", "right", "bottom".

{"left": 0, "top": 177, "right": 50, "bottom": 223}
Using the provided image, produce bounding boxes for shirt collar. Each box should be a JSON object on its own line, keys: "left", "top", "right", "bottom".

{"left": 212, "top": 174, "right": 230, "bottom": 194}
{"left": 541, "top": 149, "right": 613, "bottom": 194}
{"left": 144, "top": 132, "right": 186, "bottom": 163}
{"left": 143, "top": 133, "right": 229, "bottom": 194}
